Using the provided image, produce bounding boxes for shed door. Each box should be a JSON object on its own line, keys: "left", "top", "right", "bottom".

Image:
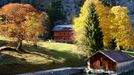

{"left": 93, "top": 60, "right": 100, "bottom": 69}
{"left": 101, "top": 57, "right": 109, "bottom": 71}
{"left": 103, "top": 59, "right": 109, "bottom": 71}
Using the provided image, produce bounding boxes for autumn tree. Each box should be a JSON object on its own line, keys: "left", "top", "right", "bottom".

{"left": 0, "top": 3, "right": 48, "bottom": 51}
{"left": 94, "top": 0, "right": 134, "bottom": 50}
{"left": 74, "top": 0, "right": 103, "bottom": 54}
{"left": 110, "top": 6, "right": 134, "bottom": 50}
{"left": 94, "top": 0, "right": 113, "bottom": 48}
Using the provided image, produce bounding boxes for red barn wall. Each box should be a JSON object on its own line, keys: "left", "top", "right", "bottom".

{"left": 53, "top": 30, "right": 74, "bottom": 43}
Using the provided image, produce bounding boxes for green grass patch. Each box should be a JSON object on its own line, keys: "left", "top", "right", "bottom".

{"left": 0, "top": 40, "right": 87, "bottom": 74}
{"left": 124, "top": 51, "right": 134, "bottom": 57}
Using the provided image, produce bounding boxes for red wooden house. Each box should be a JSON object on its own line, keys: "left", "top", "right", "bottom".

{"left": 52, "top": 25, "right": 74, "bottom": 43}
{"left": 87, "top": 50, "right": 134, "bottom": 74}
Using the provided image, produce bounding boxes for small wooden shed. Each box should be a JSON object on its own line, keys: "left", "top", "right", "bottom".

{"left": 87, "top": 50, "right": 134, "bottom": 74}
{"left": 52, "top": 25, "right": 74, "bottom": 43}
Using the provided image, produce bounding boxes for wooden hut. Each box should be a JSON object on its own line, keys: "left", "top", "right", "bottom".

{"left": 87, "top": 50, "right": 134, "bottom": 74}
{"left": 52, "top": 25, "right": 74, "bottom": 43}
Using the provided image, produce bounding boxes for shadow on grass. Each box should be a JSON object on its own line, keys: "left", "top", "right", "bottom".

{"left": 0, "top": 40, "right": 8, "bottom": 46}
{"left": 22, "top": 44, "right": 83, "bottom": 61}
{"left": 0, "top": 54, "right": 30, "bottom": 74}
{"left": 0, "top": 44, "right": 85, "bottom": 74}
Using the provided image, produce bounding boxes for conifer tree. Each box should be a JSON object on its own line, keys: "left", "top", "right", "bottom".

{"left": 101, "top": 0, "right": 116, "bottom": 6}
{"left": 84, "top": 4, "right": 103, "bottom": 53}
{"left": 74, "top": 0, "right": 103, "bottom": 54}
{"left": 94, "top": 0, "right": 113, "bottom": 48}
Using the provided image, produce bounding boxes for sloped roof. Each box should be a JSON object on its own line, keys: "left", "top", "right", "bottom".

{"left": 52, "top": 25, "right": 73, "bottom": 31}
{"left": 91, "top": 50, "right": 134, "bottom": 63}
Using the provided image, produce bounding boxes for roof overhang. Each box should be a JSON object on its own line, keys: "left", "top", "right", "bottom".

{"left": 99, "top": 51, "right": 118, "bottom": 63}
{"left": 88, "top": 50, "right": 118, "bottom": 63}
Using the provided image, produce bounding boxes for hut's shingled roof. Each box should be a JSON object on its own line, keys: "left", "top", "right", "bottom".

{"left": 52, "top": 25, "right": 73, "bottom": 31}
{"left": 100, "top": 50, "right": 134, "bottom": 63}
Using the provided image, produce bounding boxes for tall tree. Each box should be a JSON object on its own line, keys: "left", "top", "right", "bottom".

{"left": 74, "top": 0, "right": 103, "bottom": 55}
{"left": 110, "top": 6, "right": 134, "bottom": 50}
{"left": 101, "top": 0, "right": 116, "bottom": 6}
{"left": 84, "top": 4, "right": 103, "bottom": 53}
{"left": 50, "top": 0, "right": 65, "bottom": 24}
{"left": 0, "top": 4, "right": 48, "bottom": 51}
{"left": 94, "top": 0, "right": 134, "bottom": 50}
{"left": 94, "top": 0, "right": 113, "bottom": 48}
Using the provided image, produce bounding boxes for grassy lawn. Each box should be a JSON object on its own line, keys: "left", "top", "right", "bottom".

{"left": 0, "top": 40, "right": 87, "bottom": 74}
{"left": 123, "top": 51, "right": 134, "bottom": 57}
{"left": 1, "top": 38, "right": 134, "bottom": 74}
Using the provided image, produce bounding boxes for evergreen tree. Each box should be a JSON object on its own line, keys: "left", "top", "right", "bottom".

{"left": 50, "top": 0, "right": 65, "bottom": 24}
{"left": 83, "top": 3, "right": 103, "bottom": 54}
{"left": 94, "top": 0, "right": 113, "bottom": 48}
{"left": 74, "top": 0, "right": 103, "bottom": 55}
{"left": 101, "top": 0, "right": 116, "bottom": 6}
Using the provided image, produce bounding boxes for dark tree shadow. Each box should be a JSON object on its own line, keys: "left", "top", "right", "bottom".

{"left": 0, "top": 42, "right": 85, "bottom": 74}
{"left": 22, "top": 44, "right": 83, "bottom": 61}
{"left": 0, "top": 40, "right": 8, "bottom": 46}
{"left": 0, "top": 53, "right": 30, "bottom": 74}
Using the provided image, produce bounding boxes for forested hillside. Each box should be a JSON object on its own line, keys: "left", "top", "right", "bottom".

{"left": 1, "top": 0, "right": 134, "bottom": 25}
{"left": 0, "top": 0, "right": 84, "bottom": 25}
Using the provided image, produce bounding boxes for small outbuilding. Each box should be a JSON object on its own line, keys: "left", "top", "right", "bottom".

{"left": 87, "top": 50, "right": 134, "bottom": 74}
{"left": 52, "top": 25, "right": 74, "bottom": 43}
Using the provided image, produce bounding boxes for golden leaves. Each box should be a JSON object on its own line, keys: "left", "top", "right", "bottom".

{"left": 94, "top": 0, "right": 113, "bottom": 47}
{"left": 110, "top": 6, "right": 134, "bottom": 50}
{"left": 0, "top": 3, "right": 47, "bottom": 43}
{"left": 94, "top": 0, "right": 134, "bottom": 50}
{"left": 73, "top": 0, "right": 93, "bottom": 43}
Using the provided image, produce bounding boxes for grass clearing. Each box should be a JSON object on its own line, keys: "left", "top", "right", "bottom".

{"left": 123, "top": 51, "right": 134, "bottom": 57}
{"left": 0, "top": 40, "right": 87, "bottom": 74}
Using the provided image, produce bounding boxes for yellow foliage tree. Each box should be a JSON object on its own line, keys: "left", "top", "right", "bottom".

{"left": 73, "top": 0, "right": 93, "bottom": 44}
{"left": 94, "top": 0, "right": 134, "bottom": 50}
{"left": 73, "top": 0, "right": 103, "bottom": 55}
{"left": 93, "top": 0, "right": 113, "bottom": 47}
{"left": 111, "top": 6, "right": 134, "bottom": 50}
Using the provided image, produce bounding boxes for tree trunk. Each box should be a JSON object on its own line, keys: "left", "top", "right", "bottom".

{"left": 16, "top": 40, "right": 22, "bottom": 51}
